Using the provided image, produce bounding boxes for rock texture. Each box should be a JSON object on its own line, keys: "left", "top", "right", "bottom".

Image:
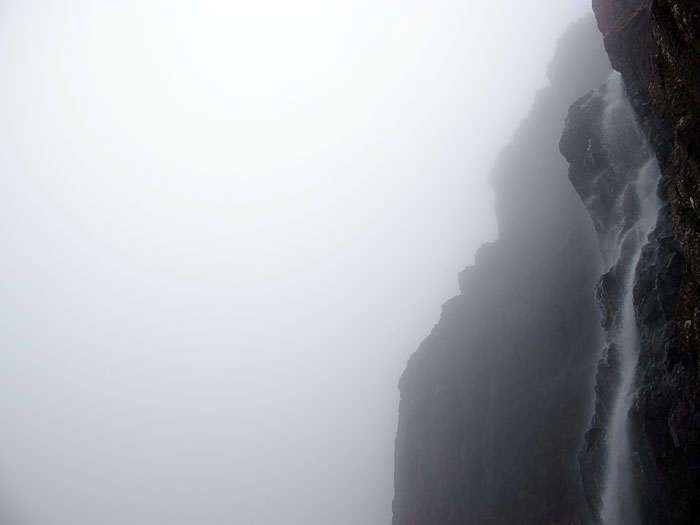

{"left": 391, "top": 17, "right": 611, "bottom": 525}
{"left": 573, "top": 2, "right": 700, "bottom": 522}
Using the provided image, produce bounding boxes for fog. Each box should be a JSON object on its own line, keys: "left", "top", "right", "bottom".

{"left": 1, "top": 2, "right": 592, "bottom": 524}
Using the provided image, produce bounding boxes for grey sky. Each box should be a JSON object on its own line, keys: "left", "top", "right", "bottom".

{"left": 1, "top": 1, "right": 592, "bottom": 524}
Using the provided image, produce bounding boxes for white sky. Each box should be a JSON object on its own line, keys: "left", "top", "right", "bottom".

{"left": 0, "top": 1, "right": 592, "bottom": 524}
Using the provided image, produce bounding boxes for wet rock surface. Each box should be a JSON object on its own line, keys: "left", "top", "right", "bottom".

{"left": 587, "top": 1, "right": 700, "bottom": 522}
{"left": 561, "top": 74, "right": 667, "bottom": 523}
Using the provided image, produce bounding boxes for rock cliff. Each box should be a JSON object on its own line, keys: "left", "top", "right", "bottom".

{"left": 570, "top": 1, "right": 700, "bottom": 522}
{"left": 393, "top": 4, "right": 700, "bottom": 522}
{"left": 391, "top": 17, "right": 611, "bottom": 524}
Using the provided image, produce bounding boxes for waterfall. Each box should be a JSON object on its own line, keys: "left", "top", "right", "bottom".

{"left": 593, "top": 73, "right": 662, "bottom": 524}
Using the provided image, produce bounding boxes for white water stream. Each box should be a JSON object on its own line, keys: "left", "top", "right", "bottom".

{"left": 597, "top": 73, "right": 662, "bottom": 525}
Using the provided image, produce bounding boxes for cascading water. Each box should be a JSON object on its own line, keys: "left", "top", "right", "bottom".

{"left": 587, "top": 73, "right": 662, "bottom": 524}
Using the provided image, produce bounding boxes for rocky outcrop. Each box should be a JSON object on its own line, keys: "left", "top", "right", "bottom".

{"left": 391, "top": 17, "right": 611, "bottom": 524}
{"left": 565, "top": 2, "right": 700, "bottom": 522}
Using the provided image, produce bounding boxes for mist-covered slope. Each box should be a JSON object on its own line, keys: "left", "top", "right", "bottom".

{"left": 393, "top": 3, "right": 700, "bottom": 523}
{"left": 391, "top": 17, "right": 611, "bottom": 524}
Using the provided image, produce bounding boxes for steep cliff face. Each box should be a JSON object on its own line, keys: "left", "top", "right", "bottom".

{"left": 393, "top": 4, "right": 700, "bottom": 523}
{"left": 391, "top": 17, "right": 611, "bottom": 525}
{"left": 563, "top": 2, "right": 700, "bottom": 522}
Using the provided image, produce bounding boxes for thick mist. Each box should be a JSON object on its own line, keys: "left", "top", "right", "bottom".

{"left": 1, "top": 2, "right": 592, "bottom": 524}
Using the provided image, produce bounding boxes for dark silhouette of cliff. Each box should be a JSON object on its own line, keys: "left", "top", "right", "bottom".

{"left": 392, "top": 17, "right": 611, "bottom": 524}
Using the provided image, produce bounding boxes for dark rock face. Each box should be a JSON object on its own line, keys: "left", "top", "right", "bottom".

{"left": 575, "top": 2, "right": 700, "bottom": 522}
{"left": 391, "top": 17, "right": 611, "bottom": 525}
